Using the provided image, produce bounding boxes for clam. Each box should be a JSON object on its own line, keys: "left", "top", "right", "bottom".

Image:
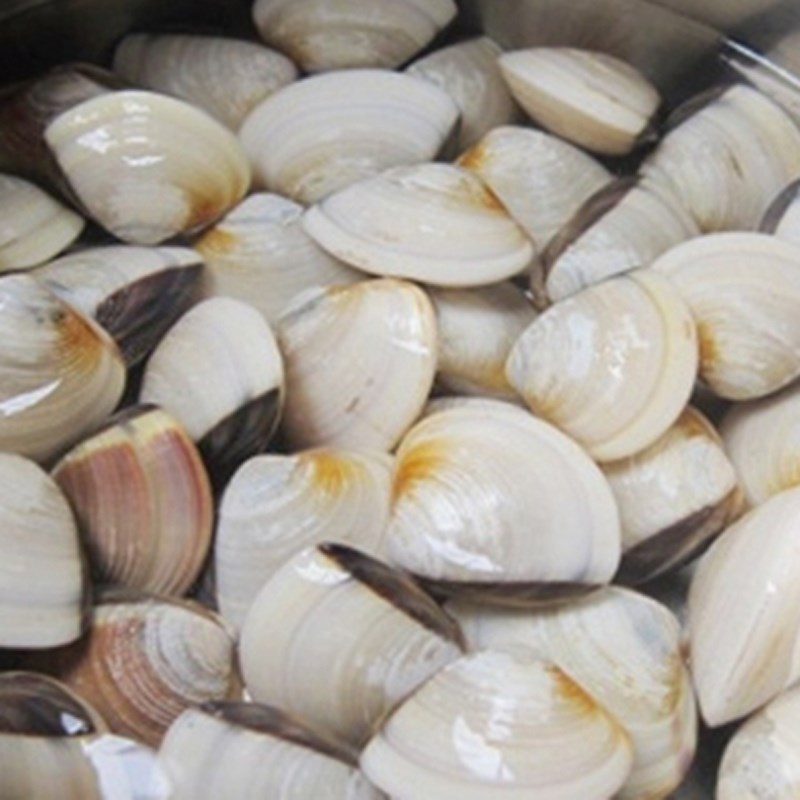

{"left": 449, "top": 587, "right": 697, "bottom": 800}
{"left": 762, "top": 178, "right": 800, "bottom": 246}
{"left": 35, "top": 244, "right": 203, "bottom": 366}
{"left": 361, "top": 648, "right": 634, "bottom": 800}
{"left": 651, "top": 232, "right": 800, "bottom": 400}
{"left": 458, "top": 125, "right": 612, "bottom": 253}
{"left": 277, "top": 279, "right": 436, "bottom": 451}
{"left": 386, "top": 398, "right": 621, "bottom": 602}
{"left": 432, "top": 283, "right": 536, "bottom": 400}
{"left": 0, "top": 274, "right": 126, "bottom": 462}
{"left": 113, "top": 34, "right": 298, "bottom": 130}
{"left": 215, "top": 448, "right": 391, "bottom": 629}
{"left": 195, "top": 192, "right": 361, "bottom": 324}
{"left": 0, "top": 173, "right": 83, "bottom": 271}
{"left": 0, "top": 454, "right": 85, "bottom": 649}
{"left": 159, "top": 702, "right": 384, "bottom": 799}
{"left": 542, "top": 178, "right": 699, "bottom": 303}
{"left": 45, "top": 90, "right": 251, "bottom": 244}
{"left": 498, "top": 47, "right": 661, "bottom": 156}
{"left": 303, "top": 163, "right": 534, "bottom": 287}
{"left": 688, "top": 486, "right": 800, "bottom": 726}
{"left": 52, "top": 405, "right": 214, "bottom": 597}
{"left": 239, "top": 70, "right": 458, "bottom": 205}
{"left": 239, "top": 543, "right": 464, "bottom": 748}
{"left": 251, "top": 0, "right": 457, "bottom": 72}
{"left": 140, "top": 297, "right": 284, "bottom": 480}
{"left": 406, "top": 37, "right": 518, "bottom": 151}
{"left": 602, "top": 407, "right": 743, "bottom": 584}
{"left": 506, "top": 270, "right": 698, "bottom": 462}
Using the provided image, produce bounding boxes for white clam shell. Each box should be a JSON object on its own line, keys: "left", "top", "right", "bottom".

{"left": 506, "top": 270, "right": 698, "bottom": 462}
{"left": 239, "top": 70, "right": 458, "bottom": 204}
{"left": 361, "top": 648, "right": 634, "bottom": 800}
{"left": 651, "top": 232, "right": 800, "bottom": 400}
{"left": 251, "top": 0, "right": 457, "bottom": 72}
{"left": 113, "top": 34, "right": 297, "bottom": 130}
{"left": 0, "top": 174, "right": 83, "bottom": 271}
{"left": 386, "top": 398, "right": 621, "bottom": 597}
{"left": 215, "top": 448, "right": 392, "bottom": 630}
{"left": 762, "top": 178, "right": 800, "bottom": 246}
{"left": 45, "top": 90, "right": 251, "bottom": 244}
{"left": 277, "top": 279, "right": 436, "bottom": 451}
{"left": 303, "top": 163, "right": 534, "bottom": 287}
{"left": 498, "top": 47, "right": 660, "bottom": 156}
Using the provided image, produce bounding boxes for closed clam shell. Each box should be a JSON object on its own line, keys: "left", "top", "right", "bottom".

{"left": 44, "top": 90, "right": 251, "bottom": 244}
{"left": 52, "top": 405, "right": 214, "bottom": 597}
{"left": 140, "top": 297, "right": 284, "bottom": 480}
{"left": 603, "top": 407, "right": 743, "bottom": 584}
{"left": 36, "top": 244, "right": 203, "bottom": 366}
{"left": 498, "top": 47, "right": 660, "bottom": 156}
{"left": 303, "top": 163, "right": 534, "bottom": 287}
{"left": 159, "top": 703, "right": 384, "bottom": 799}
{"left": 195, "top": 193, "right": 361, "bottom": 324}
{"left": 0, "top": 275, "right": 126, "bottom": 462}
{"left": 387, "top": 398, "right": 621, "bottom": 601}
{"left": 762, "top": 178, "right": 800, "bottom": 246}
{"left": 688, "top": 487, "right": 800, "bottom": 726}
{"left": 113, "top": 34, "right": 297, "bottom": 130}
{"left": 215, "top": 448, "right": 392, "bottom": 630}
{"left": 240, "top": 544, "right": 464, "bottom": 748}
{"left": 506, "top": 270, "right": 698, "bottom": 462}
{"left": 0, "top": 454, "right": 85, "bottom": 648}
{"left": 251, "top": 0, "right": 457, "bottom": 72}
{"left": 239, "top": 70, "right": 458, "bottom": 204}
{"left": 277, "top": 279, "right": 436, "bottom": 451}
{"left": 651, "top": 232, "right": 800, "bottom": 400}
{"left": 361, "top": 648, "right": 634, "bottom": 800}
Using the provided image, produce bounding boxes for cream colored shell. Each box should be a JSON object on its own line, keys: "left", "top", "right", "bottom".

{"left": 762, "top": 179, "right": 800, "bottom": 246}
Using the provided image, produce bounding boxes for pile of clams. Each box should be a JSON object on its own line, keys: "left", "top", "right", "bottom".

{"left": 4, "top": 1, "right": 800, "bottom": 797}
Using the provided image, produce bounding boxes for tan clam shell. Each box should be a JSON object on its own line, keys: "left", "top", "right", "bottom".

{"left": 277, "top": 279, "right": 436, "bottom": 452}
{"left": 239, "top": 544, "right": 464, "bottom": 748}
{"left": 762, "top": 178, "right": 800, "bottom": 246}
{"left": 651, "top": 232, "right": 800, "bottom": 400}
{"left": 361, "top": 648, "right": 634, "bottom": 800}
{"left": 506, "top": 270, "right": 698, "bottom": 462}
{"left": 215, "top": 448, "right": 392, "bottom": 630}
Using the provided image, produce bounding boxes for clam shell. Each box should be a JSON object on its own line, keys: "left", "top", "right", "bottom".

{"left": 0, "top": 275, "right": 126, "bottom": 462}
{"left": 688, "top": 487, "right": 800, "bottom": 726}
{"left": 251, "top": 0, "right": 457, "bottom": 72}
{"left": 215, "top": 448, "right": 392, "bottom": 629}
{"left": 506, "top": 270, "right": 698, "bottom": 462}
{"left": 303, "top": 163, "right": 534, "bottom": 287}
{"left": 195, "top": 193, "right": 361, "bottom": 324}
{"left": 277, "top": 279, "right": 436, "bottom": 451}
{"left": 239, "top": 70, "right": 458, "bottom": 204}
{"left": 498, "top": 47, "right": 660, "bottom": 156}
{"left": 239, "top": 544, "right": 464, "bottom": 748}
{"left": 361, "top": 648, "right": 634, "bottom": 800}
{"left": 44, "top": 90, "right": 251, "bottom": 244}
{"left": 762, "top": 178, "right": 800, "bottom": 246}
{"left": 0, "top": 455, "right": 85, "bottom": 648}
{"left": 387, "top": 398, "right": 621, "bottom": 600}
{"left": 113, "top": 34, "right": 297, "bottom": 130}
{"left": 651, "top": 232, "right": 800, "bottom": 400}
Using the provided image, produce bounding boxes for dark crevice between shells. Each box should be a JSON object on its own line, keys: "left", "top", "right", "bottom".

{"left": 660, "top": 82, "right": 735, "bottom": 134}
{"left": 418, "top": 577, "right": 599, "bottom": 609}
{"left": 760, "top": 177, "right": 800, "bottom": 234}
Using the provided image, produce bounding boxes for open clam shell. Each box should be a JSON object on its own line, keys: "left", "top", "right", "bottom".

{"left": 0, "top": 274, "right": 126, "bottom": 462}
{"left": 762, "top": 178, "right": 800, "bottom": 246}
{"left": 506, "top": 270, "right": 698, "bottom": 462}
{"left": 239, "top": 70, "right": 458, "bottom": 204}
{"left": 113, "top": 34, "right": 297, "bottom": 130}
{"left": 239, "top": 544, "right": 464, "bottom": 748}
{"left": 44, "top": 90, "right": 251, "bottom": 244}
{"left": 651, "top": 232, "right": 800, "bottom": 400}
{"left": 303, "top": 163, "right": 534, "bottom": 287}
{"left": 251, "top": 0, "right": 457, "bottom": 72}
{"left": 386, "top": 398, "right": 621, "bottom": 601}
{"left": 361, "top": 648, "right": 634, "bottom": 800}
{"left": 36, "top": 244, "right": 203, "bottom": 366}
{"left": 277, "top": 279, "right": 436, "bottom": 451}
